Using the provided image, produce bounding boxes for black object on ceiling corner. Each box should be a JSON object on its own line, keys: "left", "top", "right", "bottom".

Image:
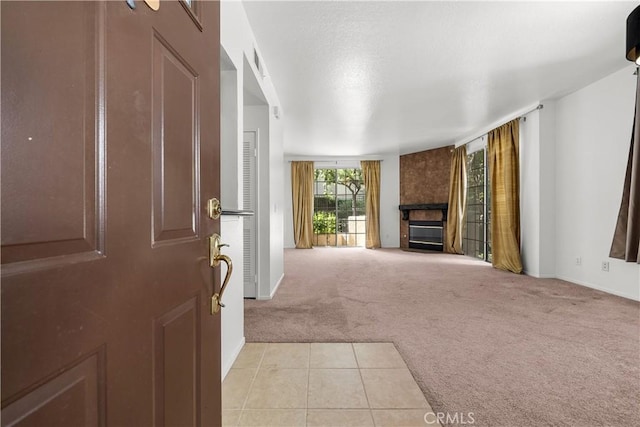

{"left": 626, "top": 5, "right": 640, "bottom": 63}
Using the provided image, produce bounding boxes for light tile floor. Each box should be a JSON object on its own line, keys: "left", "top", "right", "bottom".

{"left": 223, "top": 343, "right": 441, "bottom": 427}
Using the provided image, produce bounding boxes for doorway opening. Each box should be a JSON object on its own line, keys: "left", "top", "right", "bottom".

{"left": 242, "top": 55, "right": 268, "bottom": 298}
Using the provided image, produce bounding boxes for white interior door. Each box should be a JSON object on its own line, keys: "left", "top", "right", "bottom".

{"left": 243, "top": 131, "right": 257, "bottom": 298}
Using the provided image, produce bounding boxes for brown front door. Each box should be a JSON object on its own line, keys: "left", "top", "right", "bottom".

{"left": 1, "top": 1, "right": 222, "bottom": 425}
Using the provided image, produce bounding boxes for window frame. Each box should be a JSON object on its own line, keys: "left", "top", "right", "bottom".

{"left": 313, "top": 167, "right": 366, "bottom": 247}
{"left": 463, "top": 137, "right": 491, "bottom": 262}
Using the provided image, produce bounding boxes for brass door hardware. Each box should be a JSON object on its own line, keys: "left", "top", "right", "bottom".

{"left": 207, "top": 198, "right": 222, "bottom": 220}
{"left": 209, "top": 233, "right": 233, "bottom": 315}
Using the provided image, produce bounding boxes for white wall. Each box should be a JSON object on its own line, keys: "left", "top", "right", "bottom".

{"left": 221, "top": 2, "right": 282, "bottom": 112}
{"left": 269, "top": 117, "right": 285, "bottom": 294}
{"left": 520, "top": 103, "right": 556, "bottom": 278}
{"left": 520, "top": 110, "right": 542, "bottom": 276}
{"left": 220, "top": 216, "right": 245, "bottom": 377}
{"left": 220, "top": 51, "right": 245, "bottom": 379}
{"left": 220, "top": 0, "right": 286, "bottom": 376}
{"left": 538, "top": 103, "right": 557, "bottom": 276}
{"left": 380, "top": 154, "right": 400, "bottom": 247}
{"left": 284, "top": 164, "right": 295, "bottom": 248}
{"left": 220, "top": 67, "right": 239, "bottom": 210}
{"left": 554, "top": 65, "right": 639, "bottom": 300}
{"left": 520, "top": 66, "right": 638, "bottom": 299}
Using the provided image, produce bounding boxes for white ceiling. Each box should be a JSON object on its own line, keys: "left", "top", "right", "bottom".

{"left": 242, "top": 1, "right": 635, "bottom": 156}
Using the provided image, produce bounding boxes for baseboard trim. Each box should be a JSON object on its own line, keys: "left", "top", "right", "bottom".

{"left": 556, "top": 275, "right": 639, "bottom": 301}
{"left": 222, "top": 337, "right": 245, "bottom": 380}
{"left": 269, "top": 273, "right": 285, "bottom": 299}
{"left": 523, "top": 270, "right": 556, "bottom": 279}
{"left": 256, "top": 273, "right": 285, "bottom": 301}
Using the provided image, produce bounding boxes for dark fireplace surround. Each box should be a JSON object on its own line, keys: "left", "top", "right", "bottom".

{"left": 399, "top": 203, "right": 448, "bottom": 252}
{"left": 399, "top": 145, "right": 454, "bottom": 250}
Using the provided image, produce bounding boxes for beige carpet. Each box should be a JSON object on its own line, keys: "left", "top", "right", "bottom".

{"left": 244, "top": 248, "right": 640, "bottom": 427}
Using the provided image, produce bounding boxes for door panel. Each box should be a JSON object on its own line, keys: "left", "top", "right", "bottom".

{"left": 1, "top": 353, "right": 104, "bottom": 427}
{"left": 1, "top": 1, "right": 104, "bottom": 268}
{"left": 154, "top": 297, "right": 200, "bottom": 426}
{"left": 152, "top": 33, "right": 200, "bottom": 246}
{"left": 1, "top": 1, "right": 221, "bottom": 426}
{"left": 1, "top": 1, "right": 109, "bottom": 402}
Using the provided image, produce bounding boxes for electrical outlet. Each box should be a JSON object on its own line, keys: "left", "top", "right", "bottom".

{"left": 602, "top": 261, "right": 610, "bottom": 272}
{"left": 575, "top": 257, "right": 582, "bottom": 266}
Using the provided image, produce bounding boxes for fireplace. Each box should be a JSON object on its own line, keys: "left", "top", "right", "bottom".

{"left": 409, "top": 220, "right": 443, "bottom": 251}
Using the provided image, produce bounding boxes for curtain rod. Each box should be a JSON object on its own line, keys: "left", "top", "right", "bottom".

{"left": 454, "top": 103, "right": 544, "bottom": 148}
{"left": 285, "top": 158, "right": 384, "bottom": 163}
{"left": 520, "top": 104, "right": 544, "bottom": 121}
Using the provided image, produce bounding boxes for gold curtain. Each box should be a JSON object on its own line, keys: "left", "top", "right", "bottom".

{"left": 291, "top": 161, "right": 314, "bottom": 249}
{"left": 361, "top": 160, "right": 381, "bottom": 249}
{"left": 610, "top": 72, "right": 640, "bottom": 263}
{"left": 446, "top": 145, "right": 467, "bottom": 254}
{"left": 488, "top": 119, "right": 523, "bottom": 273}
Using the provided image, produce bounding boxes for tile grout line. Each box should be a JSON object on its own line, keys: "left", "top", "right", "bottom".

{"left": 352, "top": 343, "right": 377, "bottom": 426}
{"left": 305, "top": 343, "right": 311, "bottom": 426}
{"left": 239, "top": 344, "right": 267, "bottom": 413}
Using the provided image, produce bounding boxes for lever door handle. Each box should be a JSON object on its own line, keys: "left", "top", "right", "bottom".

{"left": 209, "top": 233, "right": 233, "bottom": 315}
{"left": 211, "top": 254, "right": 232, "bottom": 315}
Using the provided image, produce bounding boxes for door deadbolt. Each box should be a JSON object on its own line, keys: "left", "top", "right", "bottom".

{"left": 207, "top": 198, "right": 222, "bottom": 220}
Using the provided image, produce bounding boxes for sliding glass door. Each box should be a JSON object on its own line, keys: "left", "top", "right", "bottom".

{"left": 313, "top": 168, "right": 366, "bottom": 247}
{"left": 463, "top": 148, "right": 492, "bottom": 262}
